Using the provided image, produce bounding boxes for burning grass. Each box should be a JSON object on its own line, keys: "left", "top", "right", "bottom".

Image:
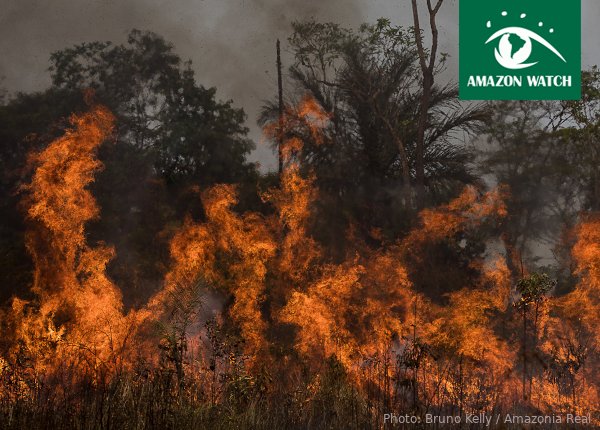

{"left": 0, "top": 99, "right": 599, "bottom": 429}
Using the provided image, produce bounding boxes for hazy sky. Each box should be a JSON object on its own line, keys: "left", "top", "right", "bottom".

{"left": 1, "top": 0, "right": 599, "bottom": 170}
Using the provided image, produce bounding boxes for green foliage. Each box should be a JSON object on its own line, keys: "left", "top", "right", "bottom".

{"left": 0, "top": 30, "right": 263, "bottom": 307}
{"left": 480, "top": 100, "right": 568, "bottom": 277}
{"left": 48, "top": 32, "right": 259, "bottom": 306}
{"left": 49, "top": 29, "right": 255, "bottom": 186}
{"left": 557, "top": 67, "right": 600, "bottom": 212}
{"left": 482, "top": 70, "right": 600, "bottom": 279}
{"left": 263, "top": 19, "right": 486, "bottom": 247}
{"left": 516, "top": 272, "right": 556, "bottom": 308}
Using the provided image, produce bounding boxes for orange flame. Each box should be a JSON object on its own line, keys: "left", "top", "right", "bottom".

{"left": 2, "top": 96, "right": 598, "bottom": 422}
{"left": 7, "top": 104, "right": 144, "bottom": 382}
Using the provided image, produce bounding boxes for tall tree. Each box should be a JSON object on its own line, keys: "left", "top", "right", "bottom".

{"left": 481, "top": 100, "right": 571, "bottom": 278}
{"left": 482, "top": 70, "right": 600, "bottom": 281}
{"left": 262, "top": 19, "right": 485, "bottom": 244}
{"left": 411, "top": 0, "right": 445, "bottom": 206}
{"left": 560, "top": 67, "right": 600, "bottom": 211}
{"left": 49, "top": 29, "right": 255, "bottom": 187}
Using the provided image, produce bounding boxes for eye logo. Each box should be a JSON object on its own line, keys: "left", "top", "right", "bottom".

{"left": 484, "top": 12, "right": 565, "bottom": 70}
{"left": 459, "top": 0, "right": 581, "bottom": 100}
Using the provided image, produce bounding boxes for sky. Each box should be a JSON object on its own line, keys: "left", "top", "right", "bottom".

{"left": 1, "top": 0, "right": 599, "bottom": 170}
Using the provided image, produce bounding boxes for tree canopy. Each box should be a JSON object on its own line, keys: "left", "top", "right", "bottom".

{"left": 0, "top": 30, "right": 258, "bottom": 306}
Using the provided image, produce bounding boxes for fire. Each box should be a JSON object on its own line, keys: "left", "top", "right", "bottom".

{"left": 7, "top": 104, "right": 140, "bottom": 383}
{"left": 152, "top": 184, "right": 277, "bottom": 359}
{"left": 572, "top": 215, "right": 600, "bottom": 293}
{"left": 538, "top": 216, "right": 600, "bottom": 413}
{"left": 1, "top": 96, "right": 598, "bottom": 424}
{"left": 404, "top": 185, "right": 508, "bottom": 252}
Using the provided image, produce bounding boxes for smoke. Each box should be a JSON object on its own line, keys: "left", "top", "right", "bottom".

{"left": 0, "top": 0, "right": 364, "bottom": 170}
{"left": 1, "top": 0, "right": 599, "bottom": 170}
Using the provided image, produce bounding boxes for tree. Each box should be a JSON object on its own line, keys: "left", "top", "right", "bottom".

{"left": 559, "top": 67, "right": 600, "bottom": 212}
{"left": 0, "top": 88, "right": 88, "bottom": 302}
{"left": 515, "top": 273, "right": 555, "bottom": 401}
{"left": 0, "top": 30, "right": 259, "bottom": 306}
{"left": 49, "top": 29, "right": 255, "bottom": 187}
{"left": 410, "top": 0, "right": 444, "bottom": 206}
{"left": 262, "top": 19, "right": 486, "bottom": 245}
{"left": 480, "top": 100, "right": 572, "bottom": 279}
{"left": 481, "top": 70, "right": 600, "bottom": 281}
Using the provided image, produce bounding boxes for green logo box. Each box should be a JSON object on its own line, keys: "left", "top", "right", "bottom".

{"left": 459, "top": 0, "right": 581, "bottom": 100}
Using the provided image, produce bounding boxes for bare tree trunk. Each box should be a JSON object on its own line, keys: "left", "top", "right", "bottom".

{"left": 377, "top": 107, "right": 413, "bottom": 207}
{"left": 410, "top": 0, "right": 444, "bottom": 208}
{"left": 413, "top": 296, "right": 419, "bottom": 409}
{"left": 531, "top": 301, "right": 541, "bottom": 401}
{"left": 459, "top": 354, "right": 464, "bottom": 418}
{"left": 523, "top": 305, "right": 528, "bottom": 401}
{"left": 501, "top": 232, "right": 524, "bottom": 284}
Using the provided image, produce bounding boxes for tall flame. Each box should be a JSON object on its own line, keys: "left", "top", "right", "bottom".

{"left": 1, "top": 97, "right": 598, "bottom": 424}
{"left": 10, "top": 104, "right": 138, "bottom": 382}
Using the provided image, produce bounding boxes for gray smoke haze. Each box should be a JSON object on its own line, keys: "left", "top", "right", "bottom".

{"left": 1, "top": 0, "right": 599, "bottom": 170}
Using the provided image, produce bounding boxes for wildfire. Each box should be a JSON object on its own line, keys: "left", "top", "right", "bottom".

{"left": 1, "top": 97, "right": 598, "bottom": 424}
{"left": 6, "top": 104, "right": 141, "bottom": 384}
{"left": 152, "top": 184, "right": 277, "bottom": 360}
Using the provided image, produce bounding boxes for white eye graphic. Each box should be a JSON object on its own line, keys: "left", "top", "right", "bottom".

{"left": 485, "top": 27, "right": 566, "bottom": 70}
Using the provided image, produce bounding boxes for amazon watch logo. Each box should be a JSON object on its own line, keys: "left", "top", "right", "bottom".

{"left": 460, "top": 0, "right": 581, "bottom": 100}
